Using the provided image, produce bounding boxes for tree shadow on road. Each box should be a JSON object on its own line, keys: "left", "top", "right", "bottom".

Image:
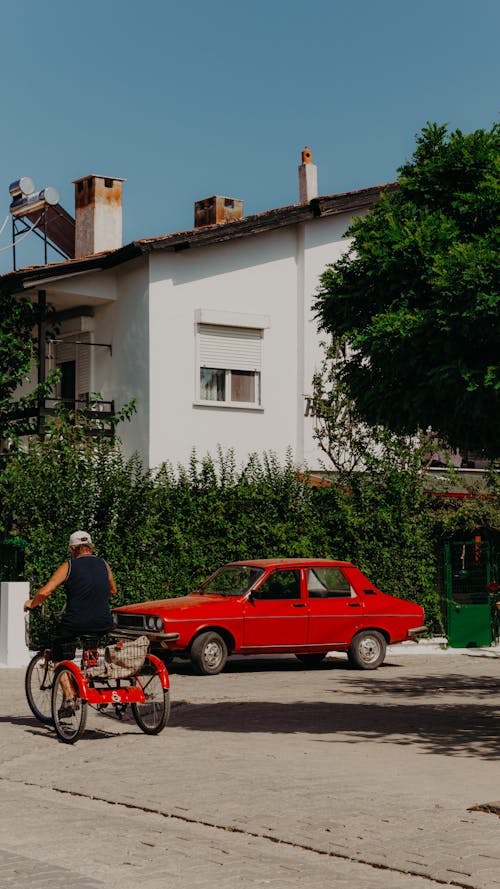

{"left": 169, "top": 697, "right": 500, "bottom": 761}
{"left": 339, "top": 671, "right": 500, "bottom": 699}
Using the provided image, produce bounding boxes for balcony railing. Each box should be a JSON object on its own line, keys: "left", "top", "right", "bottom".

{"left": 9, "top": 397, "right": 116, "bottom": 439}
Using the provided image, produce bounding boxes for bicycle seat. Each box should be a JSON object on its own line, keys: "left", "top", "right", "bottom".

{"left": 79, "top": 635, "right": 102, "bottom": 650}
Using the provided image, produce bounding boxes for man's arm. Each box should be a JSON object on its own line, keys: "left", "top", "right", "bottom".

{"left": 107, "top": 564, "right": 117, "bottom": 597}
{"left": 23, "top": 562, "right": 69, "bottom": 611}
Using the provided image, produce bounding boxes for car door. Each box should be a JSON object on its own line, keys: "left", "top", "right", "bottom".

{"left": 242, "top": 569, "right": 308, "bottom": 649}
{"left": 306, "top": 567, "right": 364, "bottom": 647}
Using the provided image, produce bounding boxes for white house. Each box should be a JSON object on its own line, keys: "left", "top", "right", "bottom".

{"left": 3, "top": 152, "right": 391, "bottom": 471}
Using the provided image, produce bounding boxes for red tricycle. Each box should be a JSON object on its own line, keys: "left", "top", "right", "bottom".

{"left": 25, "top": 633, "right": 170, "bottom": 744}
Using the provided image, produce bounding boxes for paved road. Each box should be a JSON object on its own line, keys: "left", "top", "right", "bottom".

{"left": 0, "top": 648, "right": 499, "bottom": 888}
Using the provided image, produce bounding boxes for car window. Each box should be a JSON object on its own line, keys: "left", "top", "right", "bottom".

{"left": 199, "top": 566, "right": 265, "bottom": 596}
{"left": 255, "top": 570, "right": 301, "bottom": 600}
{"left": 307, "top": 568, "right": 354, "bottom": 598}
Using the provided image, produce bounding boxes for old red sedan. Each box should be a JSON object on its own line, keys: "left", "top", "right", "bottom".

{"left": 112, "top": 559, "right": 426, "bottom": 675}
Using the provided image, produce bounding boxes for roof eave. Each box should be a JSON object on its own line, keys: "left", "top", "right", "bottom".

{"left": 1, "top": 182, "right": 395, "bottom": 293}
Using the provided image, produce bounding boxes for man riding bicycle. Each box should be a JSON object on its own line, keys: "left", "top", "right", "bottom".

{"left": 24, "top": 531, "right": 117, "bottom": 715}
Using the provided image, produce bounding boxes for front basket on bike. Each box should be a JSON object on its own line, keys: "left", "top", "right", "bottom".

{"left": 25, "top": 611, "right": 53, "bottom": 651}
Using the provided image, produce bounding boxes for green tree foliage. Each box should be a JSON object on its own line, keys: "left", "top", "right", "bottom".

{"left": 0, "top": 288, "right": 59, "bottom": 441}
{"left": 308, "top": 338, "right": 441, "bottom": 626}
{"left": 316, "top": 122, "right": 500, "bottom": 457}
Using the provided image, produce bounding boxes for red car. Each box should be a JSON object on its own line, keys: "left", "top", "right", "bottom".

{"left": 112, "top": 559, "right": 426, "bottom": 675}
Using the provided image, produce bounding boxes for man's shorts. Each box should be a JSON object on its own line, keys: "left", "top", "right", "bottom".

{"left": 51, "top": 625, "right": 112, "bottom": 662}
{"left": 51, "top": 627, "right": 79, "bottom": 662}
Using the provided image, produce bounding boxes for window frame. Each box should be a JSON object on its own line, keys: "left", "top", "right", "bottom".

{"left": 253, "top": 569, "right": 302, "bottom": 601}
{"left": 194, "top": 313, "right": 269, "bottom": 411}
{"left": 306, "top": 567, "right": 357, "bottom": 599}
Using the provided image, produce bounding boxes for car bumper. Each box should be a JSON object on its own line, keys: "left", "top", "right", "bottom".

{"left": 407, "top": 625, "right": 428, "bottom": 639}
{"left": 110, "top": 629, "right": 180, "bottom": 643}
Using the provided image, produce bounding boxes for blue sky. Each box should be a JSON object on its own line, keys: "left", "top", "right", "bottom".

{"left": 1, "top": 0, "right": 498, "bottom": 271}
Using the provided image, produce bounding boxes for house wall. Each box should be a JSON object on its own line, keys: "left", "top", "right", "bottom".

{"left": 144, "top": 210, "right": 354, "bottom": 470}
{"left": 148, "top": 228, "right": 300, "bottom": 469}
{"left": 91, "top": 258, "right": 150, "bottom": 458}
{"left": 8, "top": 207, "right": 357, "bottom": 472}
{"left": 301, "top": 214, "right": 355, "bottom": 467}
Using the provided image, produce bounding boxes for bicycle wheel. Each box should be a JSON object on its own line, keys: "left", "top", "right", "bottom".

{"left": 131, "top": 661, "right": 170, "bottom": 734}
{"left": 51, "top": 666, "right": 87, "bottom": 744}
{"left": 25, "top": 652, "right": 54, "bottom": 724}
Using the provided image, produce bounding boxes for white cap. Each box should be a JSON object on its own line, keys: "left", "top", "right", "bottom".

{"left": 69, "top": 530, "right": 93, "bottom": 548}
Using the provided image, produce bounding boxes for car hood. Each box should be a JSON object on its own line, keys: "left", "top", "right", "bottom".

{"left": 113, "top": 594, "right": 240, "bottom": 615}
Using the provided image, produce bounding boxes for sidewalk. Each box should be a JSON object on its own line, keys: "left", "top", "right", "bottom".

{"left": 387, "top": 637, "right": 500, "bottom": 657}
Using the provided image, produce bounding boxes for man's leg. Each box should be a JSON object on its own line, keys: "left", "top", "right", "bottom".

{"left": 52, "top": 631, "right": 78, "bottom": 705}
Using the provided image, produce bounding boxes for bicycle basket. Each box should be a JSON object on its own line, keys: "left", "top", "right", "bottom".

{"left": 87, "top": 636, "right": 149, "bottom": 679}
{"left": 25, "top": 610, "right": 53, "bottom": 651}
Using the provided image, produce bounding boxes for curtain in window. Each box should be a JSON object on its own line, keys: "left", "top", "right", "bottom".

{"left": 200, "top": 368, "right": 225, "bottom": 401}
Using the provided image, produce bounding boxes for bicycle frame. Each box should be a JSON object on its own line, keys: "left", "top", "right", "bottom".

{"left": 55, "top": 652, "right": 170, "bottom": 707}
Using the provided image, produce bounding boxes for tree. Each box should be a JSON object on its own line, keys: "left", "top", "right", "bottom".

{"left": 0, "top": 288, "right": 58, "bottom": 442}
{"left": 309, "top": 336, "right": 438, "bottom": 475}
{"left": 315, "top": 122, "right": 500, "bottom": 457}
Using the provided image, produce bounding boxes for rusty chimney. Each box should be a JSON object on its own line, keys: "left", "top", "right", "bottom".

{"left": 298, "top": 147, "right": 318, "bottom": 203}
{"left": 194, "top": 195, "right": 244, "bottom": 228}
{"left": 73, "top": 174, "right": 125, "bottom": 257}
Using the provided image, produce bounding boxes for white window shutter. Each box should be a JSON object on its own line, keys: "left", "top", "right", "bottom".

{"left": 77, "top": 334, "right": 90, "bottom": 398}
{"left": 54, "top": 334, "right": 91, "bottom": 399}
{"left": 55, "top": 338, "right": 76, "bottom": 365}
{"left": 199, "top": 325, "right": 262, "bottom": 371}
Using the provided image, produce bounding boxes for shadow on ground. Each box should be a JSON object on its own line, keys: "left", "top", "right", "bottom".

{"left": 168, "top": 654, "right": 354, "bottom": 675}
{"left": 340, "top": 672, "right": 500, "bottom": 699}
{"left": 169, "top": 697, "right": 500, "bottom": 760}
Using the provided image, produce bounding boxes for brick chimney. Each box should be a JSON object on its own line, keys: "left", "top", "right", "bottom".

{"left": 298, "top": 147, "right": 318, "bottom": 203}
{"left": 194, "top": 195, "right": 243, "bottom": 228}
{"left": 73, "top": 175, "right": 125, "bottom": 257}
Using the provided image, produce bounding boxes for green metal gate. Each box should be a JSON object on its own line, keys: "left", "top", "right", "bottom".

{"left": 443, "top": 538, "right": 498, "bottom": 648}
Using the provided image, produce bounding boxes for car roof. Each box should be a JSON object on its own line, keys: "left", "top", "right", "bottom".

{"left": 225, "top": 558, "right": 354, "bottom": 569}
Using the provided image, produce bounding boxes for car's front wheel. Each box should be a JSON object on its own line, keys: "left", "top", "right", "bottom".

{"left": 190, "top": 631, "right": 228, "bottom": 675}
{"left": 348, "top": 630, "right": 386, "bottom": 669}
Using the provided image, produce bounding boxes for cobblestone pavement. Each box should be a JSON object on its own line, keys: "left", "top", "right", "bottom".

{"left": 0, "top": 848, "right": 103, "bottom": 889}
{"left": 0, "top": 648, "right": 499, "bottom": 888}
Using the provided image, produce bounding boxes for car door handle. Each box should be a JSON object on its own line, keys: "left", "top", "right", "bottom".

{"left": 348, "top": 603, "right": 361, "bottom": 607}
{"left": 292, "top": 603, "right": 306, "bottom": 608}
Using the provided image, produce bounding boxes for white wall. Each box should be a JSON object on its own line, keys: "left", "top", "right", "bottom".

{"left": 145, "top": 212, "right": 354, "bottom": 472}
{"left": 92, "top": 258, "right": 150, "bottom": 459}
{"left": 148, "top": 229, "right": 301, "bottom": 469}
{"left": 0, "top": 582, "right": 30, "bottom": 667}
{"left": 301, "top": 214, "right": 355, "bottom": 467}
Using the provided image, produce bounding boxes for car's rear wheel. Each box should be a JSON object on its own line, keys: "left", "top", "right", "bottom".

{"left": 190, "top": 631, "right": 228, "bottom": 675}
{"left": 295, "top": 653, "right": 325, "bottom": 667}
{"left": 348, "top": 631, "right": 386, "bottom": 669}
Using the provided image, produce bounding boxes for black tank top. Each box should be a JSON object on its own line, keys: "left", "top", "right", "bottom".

{"left": 61, "top": 555, "right": 112, "bottom": 632}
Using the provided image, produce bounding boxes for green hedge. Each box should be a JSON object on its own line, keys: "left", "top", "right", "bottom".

{"left": 3, "top": 423, "right": 498, "bottom": 635}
